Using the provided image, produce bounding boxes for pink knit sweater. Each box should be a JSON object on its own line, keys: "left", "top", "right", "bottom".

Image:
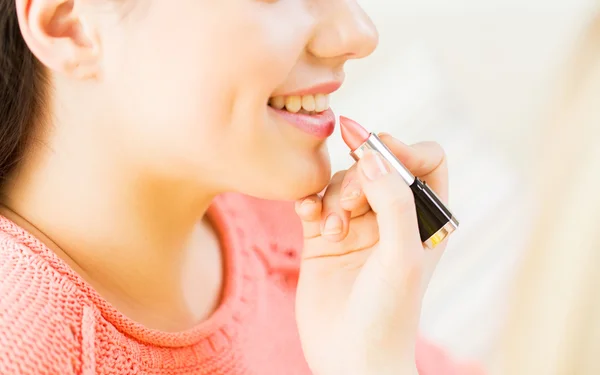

{"left": 0, "top": 193, "right": 483, "bottom": 374}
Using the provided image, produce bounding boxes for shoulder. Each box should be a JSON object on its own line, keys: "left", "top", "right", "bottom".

{"left": 216, "top": 193, "right": 304, "bottom": 271}
{"left": 0, "top": 229, "right": 86, "bottom": 374}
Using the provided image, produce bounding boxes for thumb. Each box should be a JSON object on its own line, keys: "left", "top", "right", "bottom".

{"left": 358, "top": 151, "right": 423, "bottom": 260}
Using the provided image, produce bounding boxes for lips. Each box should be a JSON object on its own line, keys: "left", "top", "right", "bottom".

{"left": 267, "top": 81, "right": 341, "bottom": 139}
{"left": 268, "top": 106, "right": 335, "bottom": 139}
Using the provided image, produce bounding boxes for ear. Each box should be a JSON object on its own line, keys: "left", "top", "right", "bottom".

{"left": 15, "top": 0, "right": 102, "bottom": 80}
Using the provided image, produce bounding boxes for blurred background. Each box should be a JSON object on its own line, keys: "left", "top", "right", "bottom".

{"left": 328, "top": 0, "right": 598, "bottom": 363}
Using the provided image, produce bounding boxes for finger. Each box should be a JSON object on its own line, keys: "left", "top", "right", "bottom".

{"left": 339, "top": 164, "right": 370, "bottom": 215}
{"left": 320, "top": 171, "right": 351, "bottom": 242}
{"left": 295, "top": 194, "right": 322, "bottom": 221}
{"left": 358, "top": 151, "right": 422, "bottom": 265}
{"left": 379, "top": 136, "right": 450, "bottom": 272}
{"left": 301, "top": 211, "right": 379, "bottom": 261}
{"left": 379, "top": 135, "right": 448, "bottom": 202}
{"left": 295, "top": 195, "right": 323, "bottom": 239}
{"left": 380, "top": 134, "right": 452, "bottom": 252}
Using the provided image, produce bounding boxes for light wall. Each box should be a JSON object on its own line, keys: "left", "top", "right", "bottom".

{"left": 328, "top": 0, "right": 596, "bottom": 361}
{"left": 342, "top": 0, "right": 596, "bottom": 160}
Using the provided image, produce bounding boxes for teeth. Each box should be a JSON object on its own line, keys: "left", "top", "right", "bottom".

{"left": 269, "top": 94, "right": 330, "bottom": 114}
{"left": 314, "top": 94, "right": 328, "bottom": 112}
{"left": 301, "top": 95, "right": 316, "bottom": 112}
{"left": 270, "top": 96, "right": 285, "bottom": 110}
{"left": 285, "top": 96, "right": 302, "bottom": 113}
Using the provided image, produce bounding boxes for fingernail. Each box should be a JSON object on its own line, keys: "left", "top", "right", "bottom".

{"left": 341, "top": 181, "right": 361, "bottom": 201}
{"left": 301, "top": 197, "right": 316, "bottom": 207}
{"left": 321, "top": 213, "right": 343, "bottom": 235}
{"left": 361, "top": 151, "right": 390, "bottom": 181}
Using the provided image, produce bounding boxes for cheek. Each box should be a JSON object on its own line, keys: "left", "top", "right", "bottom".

{"left": 227, "top": 11, "right": 317, "bottom": 144}
{"left": 102, "top": 24, "right": 242, "bottom": 163}
{"left": 105, "top": 3, "right": 310, "bottom": 127}
{"left": 98, "top": 0, "right": 317, "bottom": 181}
{"left": 239, "top": 9, "right": 316, "bottom": 95}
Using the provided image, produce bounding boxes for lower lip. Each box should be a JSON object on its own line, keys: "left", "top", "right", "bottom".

{"left": 268, "top": 106, "right": 336, "bottom": 139}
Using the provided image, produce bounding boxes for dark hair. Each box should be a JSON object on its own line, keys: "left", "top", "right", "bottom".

{"left": 0, "top": 0, "right": 48, "bottom": 184}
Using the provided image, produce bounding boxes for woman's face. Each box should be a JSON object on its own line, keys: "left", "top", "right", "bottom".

{"left": 83, "top": 0, "right": 377, "bottom": 200}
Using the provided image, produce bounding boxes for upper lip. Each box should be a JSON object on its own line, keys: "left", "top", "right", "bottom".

{"left": 274, "top": 81, "right": 343, "bottom": 97}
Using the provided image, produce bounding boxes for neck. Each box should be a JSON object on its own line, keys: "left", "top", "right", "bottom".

{"left": 2, "top": 120, "right": 223, "bottom": 330}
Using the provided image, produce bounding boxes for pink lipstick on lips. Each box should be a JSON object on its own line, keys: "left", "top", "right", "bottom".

{"left": 268, "top": 82, "right": 342, "bottom": 139}
{"left": 270, "top": 108, "right": 336, "bottom": 139}
{"left": 339, "top": 116, "right": 459, "bottom": 249}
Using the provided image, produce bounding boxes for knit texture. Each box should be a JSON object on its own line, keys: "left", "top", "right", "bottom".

{"left": 0, "top": 193, "right": 483, "bottom": 374}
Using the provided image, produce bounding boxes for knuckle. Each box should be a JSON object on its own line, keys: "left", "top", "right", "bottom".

{"left": 321, "top": 189, "right": 339, "bottom": 204}
{"left": 433, "top": 142, "right": 447, "bottom": 162}
{"left": 342, "top": 168, "right": 356, "bottom": 182}
{"left": 426, "top": 140, "right": 444, "bottom": 151}
{"left": 423, "top": 141, "right": 447, "bottom": 161}
{"left": 411, "top": 141, "right": 447, "bottom": 174}
{"left": 331, "top": 170, "right": 346, "bottom": 182}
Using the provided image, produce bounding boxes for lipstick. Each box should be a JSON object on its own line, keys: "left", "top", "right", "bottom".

{"left": 339, "top": 116, "right": 459, "bottom": 249}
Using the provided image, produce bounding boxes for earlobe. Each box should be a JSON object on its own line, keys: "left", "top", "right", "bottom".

{"left": 15, "top": 0, "right": 102, "bottom": 80}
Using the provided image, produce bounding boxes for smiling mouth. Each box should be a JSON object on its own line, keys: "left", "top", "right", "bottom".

{"left": 267, "top": 94, "right": 330, "bottom": 116}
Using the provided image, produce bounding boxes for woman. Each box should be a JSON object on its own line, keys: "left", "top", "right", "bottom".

{"left": 0, "top": 0, "right": 479, "bottom": 374}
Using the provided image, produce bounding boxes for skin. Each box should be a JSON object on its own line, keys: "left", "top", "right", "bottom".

{"left": 295, "top": 136, "right": 449, "bottom": 374}
{"left": 4, "top": 0, "right": 377, "bottom": 330}
{"left": 3, "top": 0, "right": 453, "bottom": 372}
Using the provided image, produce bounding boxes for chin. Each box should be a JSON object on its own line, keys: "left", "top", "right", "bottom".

{"left": 241, "top": 159, "right": 332, "bottom": 202}
{"left": 287, "top": 170, "right": 331, "bottom": 200}
{"left": 283, "top": 151, "right": 332, "bottom": 200}
{"left": 273, "top": 170, "right": 331, "bottom": 201}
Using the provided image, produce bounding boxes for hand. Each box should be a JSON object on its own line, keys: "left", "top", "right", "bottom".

{"left": 294, "top": 134, "right": 450, "bottom": 375}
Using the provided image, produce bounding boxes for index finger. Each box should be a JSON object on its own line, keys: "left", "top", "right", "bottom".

{"left": 378, "top": 134, "right": 448, "bottom": 203}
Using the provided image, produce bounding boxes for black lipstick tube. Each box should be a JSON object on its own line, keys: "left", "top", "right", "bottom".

{"left": 350, "top": 133, "right": 459, "bottom": 249}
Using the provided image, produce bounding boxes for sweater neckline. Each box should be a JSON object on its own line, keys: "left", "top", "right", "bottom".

{"left": 0, "top": 194, "right": 260, "bottom": 350}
